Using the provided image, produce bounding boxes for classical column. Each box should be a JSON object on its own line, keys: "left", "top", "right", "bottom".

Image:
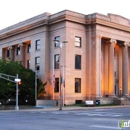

{"left": 0, "top": 47, "right": 2, "bottom": 58}
{"left": 8, "top": 46, "right": 14, "bottom": 60}
{"left": 18, "top": 43, "right": 25, "bottom": 66}
{"left": 108, "top": 39, "right": 116, "bottom": 96}
{"left": 95, "top": 35, "right": 101, "bottom": 97}
{"left": 122, "top": 42, "right": 129, "bottom": 96}
{"left": 104, "top": 43, "right": 109, "bottom": 96}
{"left": 119, "top": 46, "right": 122, "bottom": 96}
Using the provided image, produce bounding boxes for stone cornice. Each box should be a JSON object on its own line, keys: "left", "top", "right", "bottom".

{"left": 0, "top": 19, "right": 49, "bottom": 39}
{"left": 49, "top": 10, "right": 86, "bottom": 25}
{"left": 0, "top": 12, "right": 50, "bottom": 34}
{"left": 95, "top": 18, "right": 130, "bottom": 32}
{"left": 49, "top": 15, "right": 86, "bottom": 25}
{"left": 0, "top": 12, "right": 50, "bottom": 39}
{"left": 1, "top": 10, "right": 130, "bottom": 40}
{"left": 86, "top": 13, "right": 130, "bottom": 32}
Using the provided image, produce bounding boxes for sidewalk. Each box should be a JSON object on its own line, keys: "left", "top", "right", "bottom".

{"left": 34, "top": 105, "right": 130, "bottom": 111}
{"left": 0, "top": 104, "right": 130, "bottom": 112}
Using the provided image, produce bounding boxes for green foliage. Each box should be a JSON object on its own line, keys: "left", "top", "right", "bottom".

{"left": 37, "top": 81, "right": 47, "bottom": 98}
{"left": 0, "top": 59, "right": 46, "bottom": 104}
{"left": 0, "top": 59, "right": 24, "bottom": 100}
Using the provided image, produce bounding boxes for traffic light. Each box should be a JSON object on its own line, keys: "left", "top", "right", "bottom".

{"left": 18, "top": 81, "right": 22, "bottom": 85}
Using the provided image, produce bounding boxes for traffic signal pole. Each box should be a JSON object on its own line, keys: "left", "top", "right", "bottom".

{"left": 15, "top": 74, "right": 19, "bottom": 110}
{"left": 0, "top": 73, "right": 21, "bottom": 110}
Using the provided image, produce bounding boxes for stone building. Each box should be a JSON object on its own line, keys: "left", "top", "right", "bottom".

{"left": 0, "top": 10, "right": 130, "bottom": 104}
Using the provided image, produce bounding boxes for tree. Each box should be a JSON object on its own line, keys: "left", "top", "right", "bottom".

{"left": 0, "top": 59, "right": 46, "bottom": 105}
{"left": 37, "top": 80, "right": 47, "bottom": 99}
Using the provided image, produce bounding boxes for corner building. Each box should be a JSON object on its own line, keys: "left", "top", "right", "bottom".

{"left": 0, "top": 10, "right": 130, "bottom": 104}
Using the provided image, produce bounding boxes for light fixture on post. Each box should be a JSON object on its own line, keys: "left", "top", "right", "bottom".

{"left": 54, "top": 39, "right": 68, "bottom": 110}
{"left": 15, "top": 74, "right": 21, "bottom": 110}
{"left": 35, "top": 65, "right": 39, "bottom": 106}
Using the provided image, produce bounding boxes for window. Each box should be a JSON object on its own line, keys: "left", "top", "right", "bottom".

{"left": 27, "top": 60, "right": 30, "bottom": 69}
{"left": 75, "top": 55, "right": 81, "bottom": 69}
{"left": 75, "top": 36, "right": 81, "bottom": 47}
{"left": 75, "top": 78, "right": 81, "bottom": 93}
{"left": 36, "top": 40, "right": 40, "bottom": 50}
{"left": 35, "top": 57, "right": 40, "bottom": 70}
{"left": 54, "top": 78, "right": 59, "bottom": 92}
{"left": 7, "top": 50, "right": 9, "bottom": 57}
{"left": 54, "top": 36, "right": 60, "bottom": 47}
{"left": 27, "top": 44, "right": 31, "bottom": 53}
{"left": 16, "top": 47, "right": 20, "bottom": 55}
{"left": 54, "top": 54, "right": 60, "bottom": 69}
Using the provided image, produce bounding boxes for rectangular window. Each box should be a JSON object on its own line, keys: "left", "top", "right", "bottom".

{"left": 54, "top": 36, "right": 60, "bottom": 47}
{"left": 36, "top": 40, "right": 40, "bottom": 50}
{"left": 35, "top": 57, "right": 40, "bottom": 70}
{"left": 27, "top": 60, "right": 30, "bottom": 69}
{"left": 54, "top": 78, "right": 59, "bottom": 92}
{"left": 54, "top": 54, "right": 60, "bottom": 69}
{"left": 75, "top": 55, "right": 81, "bottom": 69}
{"left": 75, "top": 36, "right": 81, "bottom": 47}
{"left": 16, "top": 47, "right": 20, "bottom": 55}
{"left": 27, "top": 44, "right": 31, "bottom": 53}
{"left": 75, "top": 78, "right": 81, "bottom": 93}
{"left": 7, "top": 50, "right": 9, "bottom": 57}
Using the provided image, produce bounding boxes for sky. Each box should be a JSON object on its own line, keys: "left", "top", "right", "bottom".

{"left": 0, "top": 0, "right": 130, "bottom": 30}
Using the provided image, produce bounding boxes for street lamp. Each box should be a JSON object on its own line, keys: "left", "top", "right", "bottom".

{"left": 54, "top": 39, "right": 68, "bottom": 110}
{"left": 35, "top": 65, "right": 39, "bottom": 106}
{"left": 15, "top": 74, "right": 21, "bottom": 110}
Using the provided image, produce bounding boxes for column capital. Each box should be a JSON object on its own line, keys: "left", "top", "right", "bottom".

{"left": 18, "top": 43, "right": 25, "bottom": 47}
{"left": 8, "top": 46, "right": 14, "bottom": 50}
{"left": 110, "top": 39, "right": 117, "bottom": 44}
{"left": 8, "top": 46, "right": 12, "bottom": 50}
{"left": 124, "top": 42, "right": 130, "bottom": 46}
{"left": 106, "top": 39, "right": 117, "bottom": 44}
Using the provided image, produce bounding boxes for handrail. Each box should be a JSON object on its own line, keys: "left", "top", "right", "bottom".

{"left": 123, "top": 95, "right": 130, "bottom": 101}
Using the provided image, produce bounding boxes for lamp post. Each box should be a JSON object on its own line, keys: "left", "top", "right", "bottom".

{"left": 15, "top": 74, "right": 21, "bottom": 110}
{"left": 54, "top": 39, "right": 68, "bottom": 110}
{"left": 35, "top": 66, "right": 39, "bottom": 106}
{"left": 35, "top": 71, "right": 37, "bottom": 102}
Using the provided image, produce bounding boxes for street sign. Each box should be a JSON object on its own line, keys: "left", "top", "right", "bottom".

{"left": 15, "top": 78, "right": 21, "bottom": 82}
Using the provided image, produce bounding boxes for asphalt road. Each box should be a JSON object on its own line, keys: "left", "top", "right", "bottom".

{"left": 0, "top": 107, "right": 130, "bottom": 130}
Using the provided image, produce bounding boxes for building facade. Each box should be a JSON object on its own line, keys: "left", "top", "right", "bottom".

{"left": 0, "top": 10, "right": 130, "bottom": 104}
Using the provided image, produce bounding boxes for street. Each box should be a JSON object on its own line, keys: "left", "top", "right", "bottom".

{"left": 0, "top": 107, "right": 130, "bottom": 130}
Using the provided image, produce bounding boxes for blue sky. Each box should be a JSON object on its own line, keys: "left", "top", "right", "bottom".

{"left": 0, "top": 0, "right": 129, "bottom": 30}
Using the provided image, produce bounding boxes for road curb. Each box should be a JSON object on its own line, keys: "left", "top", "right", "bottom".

{"left": 0, "top": 105, "right": 130, "bottom": 112}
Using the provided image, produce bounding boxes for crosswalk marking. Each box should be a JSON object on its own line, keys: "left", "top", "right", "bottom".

{"left": 29, "top": 111, "right": 123, "bottom": 117}
{"left": 49, "top": 111, "right": 123, "bottom": 117}
{"left": 75, "top": 112, "right": 122, "bottom": 117}
{"left": 52, "top": 111, "right": 70, "bottom": 114}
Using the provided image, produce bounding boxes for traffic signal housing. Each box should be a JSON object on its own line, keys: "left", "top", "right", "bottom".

{"left": 18, "top": 81, "right": 22, "bottom": 85}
